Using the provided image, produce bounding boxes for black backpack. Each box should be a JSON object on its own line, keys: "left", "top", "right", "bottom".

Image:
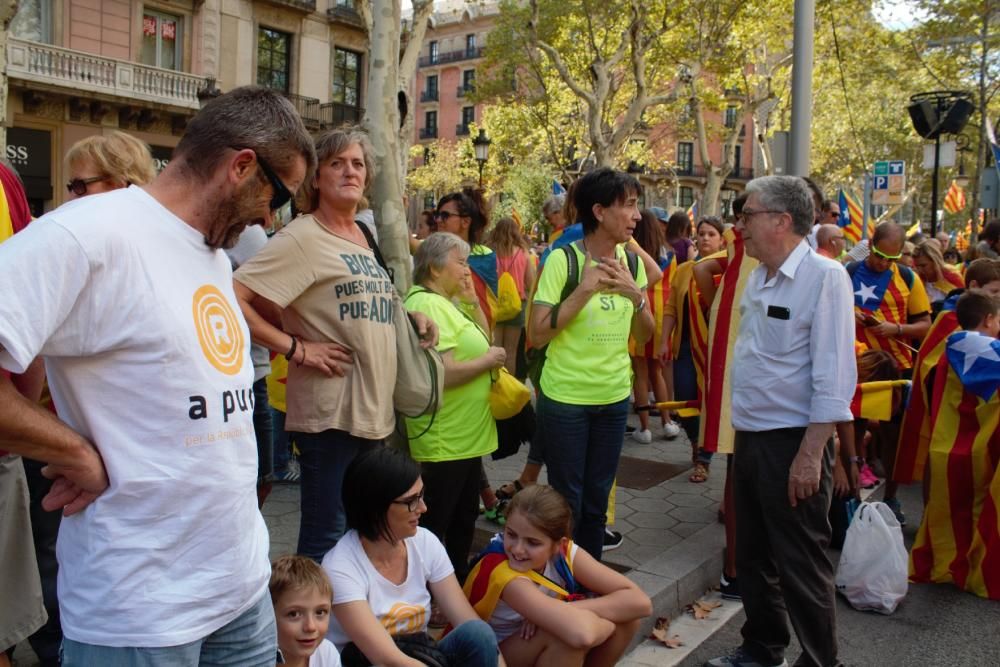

{"left": 525, "top": 243, "right": 639, "bottom": 389}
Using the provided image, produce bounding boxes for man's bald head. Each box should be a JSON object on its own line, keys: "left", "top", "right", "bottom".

{"left": 816, "top": 224, "right": 846, "bottom": 258}
{"left": 872, "top": 221, "right": 906, "bottom": 247}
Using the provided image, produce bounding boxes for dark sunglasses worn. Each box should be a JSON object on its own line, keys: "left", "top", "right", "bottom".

{"left": 66, "top": 176, "right": 109, "bottom": 196}
{"left": 433, "top": 210, "right": 464, "bottom": 222}
{"left": 230, "top": 146, "right": 293, "bottom": 211}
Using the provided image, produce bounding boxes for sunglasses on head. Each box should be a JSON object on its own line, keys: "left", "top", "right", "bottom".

{"left": 66, "top": 175, "right": 109, "bottom": 196}
{"left": 229, "top": 146, "right": 292, "bottom": 211}
{"left": 871, "top": 246, "right": 903, "bottom": 261}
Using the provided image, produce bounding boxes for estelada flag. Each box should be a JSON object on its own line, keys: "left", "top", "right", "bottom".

{"left": 629, "top": 249, "right": 676, "bottom": 358}
{"left": 943, "top": 180, "right": 967, "bottom": 214}
{"left": 893, "top": 294, "right": 960, "bottom": 484}
{"left": 698, "top": 227, "right": 758, "bottom": 454}
{"left": 0, "top": 161, "right": 32, "bottom": 243}
{"left": 910, "top": 331, "right": 1000, "bottom": 599}
{"left": 838, "top": 189, "right": 868, "bottom": 243}
{"left": 462, "top": 534, "right": 578, "bottom": 622}
{"left": 468, "top": 246, "right": 499, "bottom": 330}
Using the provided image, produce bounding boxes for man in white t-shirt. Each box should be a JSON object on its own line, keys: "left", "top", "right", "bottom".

{"left": 0, "top": 87, "right": 316, "bottom": 665}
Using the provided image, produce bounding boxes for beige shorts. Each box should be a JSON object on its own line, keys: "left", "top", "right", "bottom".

{"left": 0, "top": 454, "right": 47, "bottom": 650}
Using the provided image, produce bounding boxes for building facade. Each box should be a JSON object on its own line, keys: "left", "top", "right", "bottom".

{"left": 410, "top": 0, "right": 495, "bottom": 149}
{"left": 4, "top": 0, "right": 367, "bottom": 215}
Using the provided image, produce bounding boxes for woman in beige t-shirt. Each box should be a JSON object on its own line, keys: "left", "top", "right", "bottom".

{"left": 234, "top": 127, "right": 436, "bottom": 562}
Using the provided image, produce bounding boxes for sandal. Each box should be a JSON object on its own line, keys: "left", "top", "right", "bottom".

{"left": 689, "top": 462, "right": 710, "bottom": 483}
{"left": 495, "top": 479, "right": 524, "bottom": 501}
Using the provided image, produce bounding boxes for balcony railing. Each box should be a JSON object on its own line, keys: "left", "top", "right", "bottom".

{"left": 282, "top": 92, "right": 321, "bottom": 130}
{"left": 455, "top": 123, "right": 470, "bottom": 136}
{"left": 667, "top": 165, "right": 752, "bottom": 180}
{"left": 320, "top": 102, "right": 363, "bottom": 128}
{"left": 419, "top": 127, "right": 438, "bottom": 139}
{"left": 261, "top": 0, "right": 316, "bottom": 11}
{"left": 419, "top": 46, "right": 484, "bottom": 68}
{"left": 6, "top": 38, "right": 204, "bottom": 110}
{"left": 457, "top": 84, "right": 475, "bottom": 98}
{"left": 327, "top": 3, "right": 364, "bottom": 28}
{"left": 420, "top": 89, "right": 439, "bottom": 102}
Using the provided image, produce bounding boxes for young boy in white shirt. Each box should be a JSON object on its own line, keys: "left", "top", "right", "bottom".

{"left": 270, "top": 556, "right": 341, "bottom": 667}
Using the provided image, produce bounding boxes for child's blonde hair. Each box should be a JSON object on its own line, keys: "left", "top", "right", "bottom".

{"left": 269, "top": 555, "right": 332, "bottom": 602}
{"left": 504, "top": 485, "right": 573, "bottom": 542}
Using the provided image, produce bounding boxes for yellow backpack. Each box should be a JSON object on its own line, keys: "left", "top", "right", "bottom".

{"left": 495, "top": 269, "right": 522, "bottom": 322}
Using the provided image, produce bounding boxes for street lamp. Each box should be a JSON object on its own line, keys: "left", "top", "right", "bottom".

{"left": 473, "top": 129, "right": 491, "bottom": 187}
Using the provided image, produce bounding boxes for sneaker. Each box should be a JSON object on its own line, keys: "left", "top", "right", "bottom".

{"left": 858, "top": 464, "right": 878, "bottom": 489}
{"left": 719, "top": 574, "right": 741, "bottom": 601}
{"left": 663, "top": 420, "right": 681, "bottom": 439}
{"left": 275, "top": 459, "right": 301, "bottom": 483}
{"left": 602, "top": 528, "right": 624, "bottom": 552}
{"left": 884, "top": 497, "right": 906, "bottom": 526}
{"left": 705, "top": 647, "right": 787, "bottom": 667}
{"left": 632, "top": 428, "right": 653, "bottom": 444}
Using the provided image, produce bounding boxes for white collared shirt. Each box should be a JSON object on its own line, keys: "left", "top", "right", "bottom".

{"left": 731, "top": 240, "right": 857, "bottom": 431}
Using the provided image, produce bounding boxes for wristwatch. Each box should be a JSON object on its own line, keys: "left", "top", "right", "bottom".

{"left": 635, "top": 296, "right": 647, "bottom": 312}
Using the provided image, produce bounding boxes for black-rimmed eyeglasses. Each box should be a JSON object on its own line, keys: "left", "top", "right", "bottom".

{"left": 391, "top": 491, "right": 426, "bottom": 512}
{"left": 66, "top": 176, "right": 109, "bottom": 196}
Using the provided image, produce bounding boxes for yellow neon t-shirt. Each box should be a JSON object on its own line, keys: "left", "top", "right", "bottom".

{"left": 534, "top": 243, "right": 647, "bottom": 405}
{"left": 403, "top": 288, "right": 498, "bottom": 462}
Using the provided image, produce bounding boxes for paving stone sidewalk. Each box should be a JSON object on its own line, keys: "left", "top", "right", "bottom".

{"left": 265, "top": 416, "right": 727, "bottom": 573}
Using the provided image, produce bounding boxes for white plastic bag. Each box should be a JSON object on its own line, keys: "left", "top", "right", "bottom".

{"left": 835, "top": 501, "right": 908, "bottom": 614}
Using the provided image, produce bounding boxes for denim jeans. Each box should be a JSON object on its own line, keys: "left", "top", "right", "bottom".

{"left": 23, "top": 458, "right": 62, "bottom": 665}
{"left": 294, "top": 429, "right": 380, "bottom": 562}
{"left": 271, "top": 408, "right": 290, "bottom": 474}
{"left": 537, "top": 392, "right": 630, "bottom": 560}
{"left": 672, "top": 337, "right": 700, "bottom": 445}
{"left": 60, "top": 591, "right": 276, "bottom": 666}
{"left": 437, "top": 619, "right": 499, "bottom": 667}
{"left": 252, "top": 379, "right": 273, "bottom": 485}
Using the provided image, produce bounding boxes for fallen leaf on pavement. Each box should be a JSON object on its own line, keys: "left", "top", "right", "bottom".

{"left": 688, "top": 598, "right": 723, "bottom": 620}
{"left": 649, "top": 617, "right": 684, "bottom": 648}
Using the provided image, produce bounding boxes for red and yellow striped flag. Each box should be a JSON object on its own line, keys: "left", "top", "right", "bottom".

{"left": 849, "top": 380, "right": 909, "bottom": 421}
{"left": 943, "top": 180, "right": 967, "bottom": 214}
{"left": 699, "top": 227, "right": 758, "bottom": 454}
{"left": 893, "top": 304, "right": 959, "bottom": 483}
{"left": 909, "top": 341, "right": 1000, "bottom": 600}
{"left": 838, "top": 189, "right": 869, "bottom": 243}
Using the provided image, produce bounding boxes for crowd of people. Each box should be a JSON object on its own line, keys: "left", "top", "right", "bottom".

{"left": 0, "top": 84, "right": 998, "bottom": 667}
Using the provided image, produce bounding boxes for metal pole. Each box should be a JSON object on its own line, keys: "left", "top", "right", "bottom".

{"left": 789, "top": 0, "right": 815, "bottom": 176}
{"left": 929, "top": 134, "right": 941, "bottom": 238}
{"left": 862, "top": 173, "right": 873, "bottom": 241}
{"left": 477, "top": 161, "right": 484, "bottom": 188}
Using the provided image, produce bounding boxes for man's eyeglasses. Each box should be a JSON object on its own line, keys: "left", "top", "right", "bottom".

{"left": 829, "top": 211, "right": 841, "bottom": 220}
{"left": 392, "top": 491, "right": 425, "bottom": 512}
{"left": 871, "top": 246, "right": 903, "bottom": 261}
{"left": 230, "top": 146, "right": 293, "bottom": 211}
{"left": 66, "top": 176, "right": 109, "bottom": 196}
{"left": 433, "top": 210, "right": 463, "bottom": 222}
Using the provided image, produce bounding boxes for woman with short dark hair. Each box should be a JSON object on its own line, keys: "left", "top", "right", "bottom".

{"left": 323, "top": 447, "right": 500, "bottom": 667}
{"left": 527, "top": 167, "right": 655, "bottom": 560}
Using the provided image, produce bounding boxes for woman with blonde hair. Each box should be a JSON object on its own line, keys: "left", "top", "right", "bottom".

{"left": 486, "top": 216, "right": 536, "bottom": 375}
{"left": 64, "top": 130, "right": 156, "bottom": 198}
{"left": 912, "top": 240, "right": 964, "bottom": 307}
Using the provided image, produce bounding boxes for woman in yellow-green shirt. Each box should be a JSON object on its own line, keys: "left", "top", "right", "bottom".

{"left": 405, "top": 232, "right": 505, "bottom": 579}
{"left": 528, "top": 167, "right": 655, "bottom": 560}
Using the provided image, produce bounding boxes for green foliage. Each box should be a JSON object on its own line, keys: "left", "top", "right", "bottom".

{"left": 491, "top": 161, "right": 559, "bottom": 234}
{"left": 406, "top": 138, "right": 479, "bottom": 198}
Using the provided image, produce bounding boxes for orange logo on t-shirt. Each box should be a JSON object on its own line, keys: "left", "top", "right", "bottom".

{"left": 380, "top": 602, "right": 426, "bottom": 636}
{"left": 192, "top": 285, "right": 245, "bottom": 376}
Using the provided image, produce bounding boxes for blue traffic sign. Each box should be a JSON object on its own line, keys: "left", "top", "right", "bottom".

{"left": 874, "top": 175, "right": 889, "bottom": 190}
{"left": 888, "top": 161, "right": 905, "bottom": 175}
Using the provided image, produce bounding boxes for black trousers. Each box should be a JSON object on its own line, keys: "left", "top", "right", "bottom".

{"left": 419, "top": 456, "right": 482, "bottom": 583}
{"left": 733, "top": 428, "right": 841, "bottom": 667}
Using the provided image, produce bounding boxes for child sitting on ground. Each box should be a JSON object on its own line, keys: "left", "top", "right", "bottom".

{"left": 463, "top": 485, "right": 651, "bottom": 667}
{"left": 270, "top": 555, "right": 341, "bottom": 667}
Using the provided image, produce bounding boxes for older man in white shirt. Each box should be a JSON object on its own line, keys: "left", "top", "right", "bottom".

{"left": 706, "top": 176, "right": 856, "bottom": 667}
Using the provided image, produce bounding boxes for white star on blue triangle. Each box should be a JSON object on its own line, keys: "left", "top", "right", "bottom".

{"left": 946, "top": 331, "right": 1000, "bottom": 401}
{"left": 854, "top": 282, "right": 878, "bottom": 305}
